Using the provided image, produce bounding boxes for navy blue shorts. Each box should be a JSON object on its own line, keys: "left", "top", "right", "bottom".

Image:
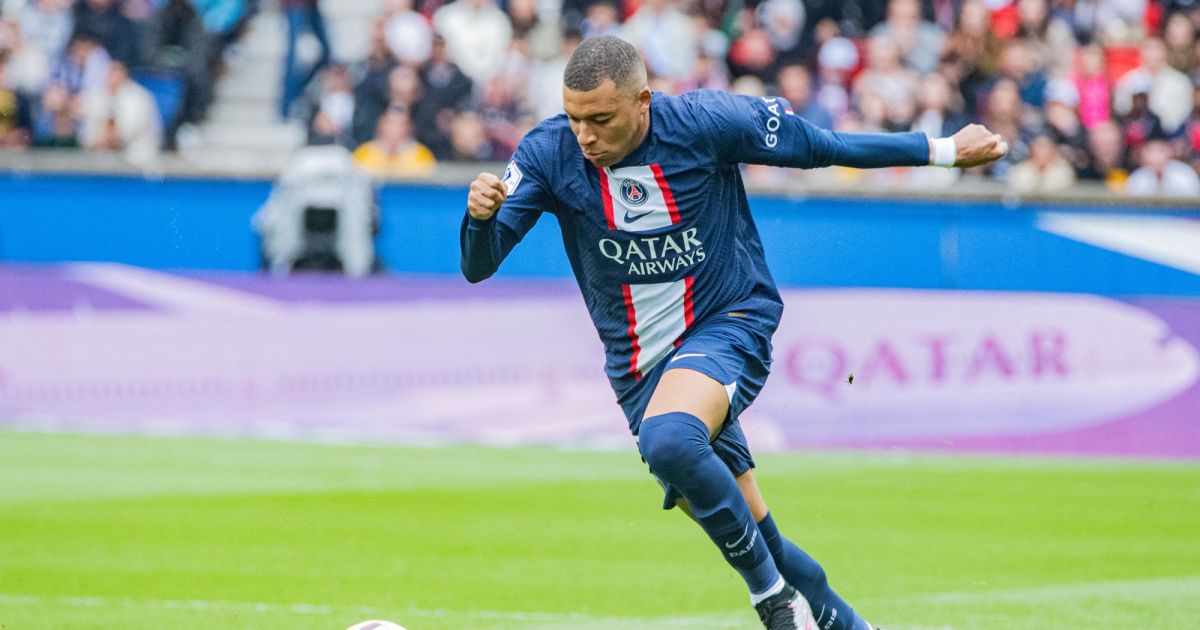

{"left": 615, "top": 313, "right": 774, "bottom": 510}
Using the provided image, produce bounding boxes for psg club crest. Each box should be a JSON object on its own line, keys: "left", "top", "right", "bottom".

{"left": 619, "top": 179, "right": 649, "bottom": 207}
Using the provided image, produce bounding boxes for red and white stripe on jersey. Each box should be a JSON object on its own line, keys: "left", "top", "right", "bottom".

{"left": 622, "top": 276, "right": 696, "bottom": 377}
{"left": 597, "top": 164, "right": 681, "bottom": 233}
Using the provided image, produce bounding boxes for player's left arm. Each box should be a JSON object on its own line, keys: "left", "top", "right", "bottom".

{"left": 696, "top": 90, "right": 1006, "bottom": 170}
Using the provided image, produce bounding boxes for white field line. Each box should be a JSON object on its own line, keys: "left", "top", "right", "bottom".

{"left": 3, "top": 577, "right": 1196, "bottom": 629}
{"left": 871, "top": 574, "right": 1200, "bottom": 606}
{"left": 66, "top": 263, "right": 284, "bottom": 316}
{"left": 1037, "top": 213, "right": 1200, "bottom": 275}
{"left": 0, "top": 593, "right": 746, "bottom": 628}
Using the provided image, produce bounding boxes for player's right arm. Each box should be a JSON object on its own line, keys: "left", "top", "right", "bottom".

{"left": 459, "top": 150, "right": 550, "bottom": 283}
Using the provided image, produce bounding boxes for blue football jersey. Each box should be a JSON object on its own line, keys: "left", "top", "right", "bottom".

{"left": 462, "top": 89, "right": 931, "bottom": 393}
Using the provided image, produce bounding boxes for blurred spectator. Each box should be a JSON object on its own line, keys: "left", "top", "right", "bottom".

{"left": 52, "top": 30, "right": 109, "bottom": 95}
{"left": 189, "top": 0, "right": 245, "bottom": 35}
{"left": 678, "top": 52, "right": 730, "bottom": 93}
{"left": 927, "top": 0, "right": 959, "bottom": 33}
{"left": 730, "top": 73, "right": 767, "bottom": 97}
{"left": 854, "top": 88, "right": 889, "bottom": 131}
{"left": 817, "top": 0, "right": 887, "bottom": 38}
{"left": 507, "top": 0, "right": 558, "bottom": 60}
{"left": 144, "top": 0, "right": 212, "bottom": 130}
{"left": 506, "top": 0, "right": 535, "bottom": 37}
{"left": 31, "top": 79, "right": 78, "bottom": 147}
{"left": 383, "top": 0, "right": 431, "bottom": 66}
{"left": 815, "top": 35, "right": 856, "bottom": 124}
{"left": 527, "top": 27, "right": 578, "bottom": 122}
{"left": 1078, "top": 120, "right": 1130, "bottom": 189}
{"left": 728, "top": 25, "right": 777, "bottom": 82}
{"left": 941, "top": 0, "right": 1001, "bottom": 117}
{"left": 580, "top": 0, "right": 620, "bottom": 40}
{"left": 1074, "top": 0, "right": 1148, "bottom": 44}
{"left": 349, "top": 18, "right": 399, "bottom": 145}
{"left": 190, "top": 0, "right": 250, "bottom": 50}
{"left": 1126, "top": 136, "right": 1200, "bottom": 196}
{"left": 376, "top": 63, "right": 445, "bottom": 158}
{"left": 981, "top": 77, "right": 1030, "bottom": 177}
{"left": 13, "top": 0, "right": 71, "bottom": 94}
{"left": 477, "top": 70, "right": 526, "bottom": 159}
{"left": 775, "top": 63, "right": 833, "bottom": 129}
{"left": 19, "top": 0, "right": 73, "bottom": 65}
{"left": 757, "top": 0, "right": 806, "bottom": 64}
{"left": 0, "top": 0, "right": 1196, "bottom": 195}
{"left": 1115, "top": 37, "right": 1192, "bottom": 133}
{"left": 912, "top": 71, "right": 968, "bottom": 136}
{"left": 995, "top": 39, "right": 1047, "bottom": 109}
{"left": 306, "top": 63, "right": 355, "bottom": 148}
{"left": 448, "top": 109, "right": 492, "bottom": 160}
{"left": 1182, "top": 79, "right": 1200, "bottom": 175}
{"left": 1163, "top": 10, "right": 1197, "bottom": 72}
{"left": 74, "top": 0, "right": 137, "bottom": 65}
{"left": 0, "top": 54, "right": 32, "bottom": 147}
{"left": 80, "top": 59, "right": 161, "bottom": 166}
{"left": 419, "top": 33, "right": 472, "bottom": 155}
{"left": 1043, "top": 78, "right": 1092, "bottom": 174}
{"left": 621, "top": 0, "right": 696, "bottom": 81}
{"left": 1014, "top": 0, "right": 1076, "bottom": 78}
{"left": 280, "top": 0, "right": 330, "bottom": 119}
{"left": 1119, "top": 79, "right": 1165, "bottom": 157}
{"left": 1009, "top": 133, "right": 1078, "bottom": 193}
{"left": 853, "top": 34, "right": 917, "bottom": 112}
{"left": 352, "top": 104, "right": 435, "bottom": 177}
{"left": 690, "top": 12, "right": 730, "bottom": 67}
{"left": 869, "top": 0, "right": 944, "bottom": 73}
{"left": 433, "top": 0, "right": 511, "bottom": 85}
{"left": 1, "top": 17, "right": 49, "bottom": 96}
{"left": 1072, "top": 43, "right": 1111, "bottom": 129}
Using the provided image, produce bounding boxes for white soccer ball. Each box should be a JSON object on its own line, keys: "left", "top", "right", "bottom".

{"left": 346, "top": 621, "right": 407, "bottom": 630}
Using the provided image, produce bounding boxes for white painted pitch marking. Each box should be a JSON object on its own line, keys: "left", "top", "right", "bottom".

{"left": 1037, "top": 213, "right": 1200, "bottom": 276}
{"left": 5, "top": 577, "right": 1196, "bottom": 629}
{"left": 866, "top": 574, "right": 1200, "bottom": 606}
{"left": 66, "top": 263, "right": 284, "bottom": 316}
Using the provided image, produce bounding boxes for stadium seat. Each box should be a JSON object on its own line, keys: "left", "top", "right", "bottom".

{"left": 132, "top": 68, "right": 186, "bottom": 133}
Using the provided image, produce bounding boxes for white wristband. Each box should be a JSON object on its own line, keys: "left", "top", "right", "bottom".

{"left": 931, "top": 137, "right": 957, "bottom": 168}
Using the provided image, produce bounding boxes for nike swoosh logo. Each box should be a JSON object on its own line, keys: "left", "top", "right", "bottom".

{"left": 670, "top": 353, "right": 707, "bottom": 363}
{"left": 725, "top": 526, "right": 749, "bottom": 548}
{"left": 623, "top": 208, "right": 655, "bottom": 223}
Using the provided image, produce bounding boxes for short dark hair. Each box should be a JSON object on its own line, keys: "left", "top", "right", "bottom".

{"left": 563, "top": 36, "right": 645, "bottom": 93}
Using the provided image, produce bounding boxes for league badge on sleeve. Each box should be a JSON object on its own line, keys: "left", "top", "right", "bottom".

{"left": 502, "top": 161, "right": 523, "bottom": 196}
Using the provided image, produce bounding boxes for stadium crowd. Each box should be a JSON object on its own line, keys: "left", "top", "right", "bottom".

{"left": 3, "top": 0, "right": 1200, "bottom": 196}
{"left": 0, "top": 0, "right": 257, "bottom": 164}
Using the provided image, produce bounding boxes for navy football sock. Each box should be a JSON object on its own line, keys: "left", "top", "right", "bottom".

{"left": 638, "top": 412, "right": 780, "bottom": 597}
{"left": 758, "top": 512, "right": 871, "bottom": 630}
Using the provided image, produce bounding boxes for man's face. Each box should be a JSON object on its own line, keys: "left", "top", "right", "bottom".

{"left": 888, "top": 0, "right": 919, "bottom": 27}
{"left": 563, "top": 79, "right": 650, "bottom": 168}
{"left": 777, "top": 65, "right": 811, "bottom": 106}
{"left": 1141, "top": 39, "right": 1167, "bottom": 72}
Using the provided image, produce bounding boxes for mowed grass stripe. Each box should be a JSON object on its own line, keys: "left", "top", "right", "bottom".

{"left": 1, "top": 430, "right": 1198, "bottom": 629}
{"left": 0, "top": 594, "right": 748, "bottom": 629}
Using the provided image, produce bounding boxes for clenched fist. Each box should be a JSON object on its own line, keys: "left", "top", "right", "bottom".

{"left": 467, "top": 172, "right": 507, "bottom": 221}
{"left": 950, "top": 124, "right": 1009, "bottom": 168}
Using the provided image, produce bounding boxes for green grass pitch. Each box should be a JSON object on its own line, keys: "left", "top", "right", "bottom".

{"left": 2, "top": 430, "right": 1198, "bottom": 629}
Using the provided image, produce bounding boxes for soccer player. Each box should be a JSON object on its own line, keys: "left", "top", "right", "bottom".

{"left": 460, "top": 36, "right": 1005, "bottom": 630}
